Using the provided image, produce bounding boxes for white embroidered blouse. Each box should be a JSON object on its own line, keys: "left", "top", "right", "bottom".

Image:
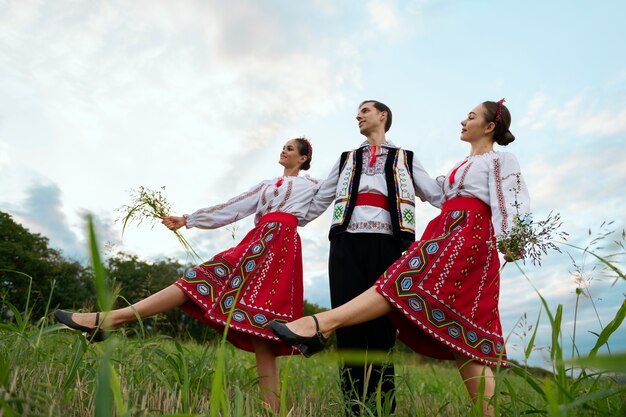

{"left": 437, "top": 151, "right": 530, "bottom": 239}
{"left": 304, "top": 141, "right": 441, "bottom": 234}
{"left": 184, "top": 175, "right": 321, "bottom": 229}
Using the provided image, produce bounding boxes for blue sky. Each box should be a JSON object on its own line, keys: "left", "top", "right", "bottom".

{"left": 1, "top": 1, "right": 624, "bottom": 368}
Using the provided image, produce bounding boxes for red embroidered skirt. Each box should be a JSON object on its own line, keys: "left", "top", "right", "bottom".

{"left": 176, "top": 212, "right": 303, "bottom": 356}
{"left": 376, "top": 197, "right": 506, "bottom": 366}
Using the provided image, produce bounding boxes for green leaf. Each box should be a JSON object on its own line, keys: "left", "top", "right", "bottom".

{"left": 589, "top": 300, "right": 626, "bottom": 358}
{"left": 87, "top": 215, "right": 112, "bottom": 312}
{"left": 109, "top": 361, "right": 128, "bottom": 416}
{"left": 95, "top": 349, "right": 113, "bottom": 417}
{"left": 61, "top": 336, "right": 88, "bottom": 394}
{"left": 574, "top": 352, "right": 626, "bottom": 374}
{"left": 525, "top": 308, "right": 542, "bottom": 361}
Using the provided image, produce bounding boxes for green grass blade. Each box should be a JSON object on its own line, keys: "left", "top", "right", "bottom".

{"left": 551, "top": 303, "right": 563, "bottom": 362}
{"left": 94, "top": 347, "right": 113, "bottom": 417}
{"left": 525, "top": 308, "right": 542, "bottom": 362}
{"left": 87, "top": 215, "right": 112, "bottom": 312}
{"left": 470, "top": 366, "right": 487, "bottom": 417}
{"left": 34, "top": 278, "right": 56, "bottom": 348}
{"left": 0, "top": 269, "right": 33, "bottom": 330}
{"left": 87, "top": 215, "right": 123, "bottom": 416}
{"left": 575, "top": 351, "right": 626, "bottom": 373}
{"left": 558, "top": 241, "right": 625, "bottom": 281}
{"left": 561, "top": 386, "right": 625, "bottom": 412}
{"left": 0, "top": 350, "right": 9, "bottom": 390}
{"left": 279, "top": 354, "right": 293, "bottom": 417}
{"left": 61, "top": 336, "right": 88, "bottom": 393}
{"left": 508, "top": 364, "right": 546, "bottom": 399}
{"left": 588, "top": 299, "right": 626, "bottom": 358}
{"left": 108, "top": 361, "right": 128, "bottom": 416}
{"left": 120, "top": 205, "right": 141, "bottom": 238}
{"left": 3, "top": 301, "right": 24, "bottom": 331}
{"left": 209, "top": 268, "right": 248, "bottom": 417}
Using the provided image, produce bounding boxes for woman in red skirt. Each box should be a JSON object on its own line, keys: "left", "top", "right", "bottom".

{"left": 55, "top": 137, "right": 318, "bottom": 412}
{"left": 270, "top": 100, "right": 530, "bottom": 416}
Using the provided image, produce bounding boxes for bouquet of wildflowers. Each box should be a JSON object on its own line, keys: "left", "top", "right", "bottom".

{"left": 117, "top": 186, "right": 202, "bottom": 262}
{"left": 497, "top": 211, "right": 568, "bottom": 266}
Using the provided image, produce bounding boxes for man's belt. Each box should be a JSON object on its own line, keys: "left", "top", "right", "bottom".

{"left": 354, "top": 192, "right": 389, "bottom": 210}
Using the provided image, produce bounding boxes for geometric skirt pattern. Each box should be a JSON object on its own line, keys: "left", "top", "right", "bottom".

{"left": 176, "top": 212, "right": 303, "bottom": 356}
{"left": 376, "top": 197, "right": 507, "bottom": 366}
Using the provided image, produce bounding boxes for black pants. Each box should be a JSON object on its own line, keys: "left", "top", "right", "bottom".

{"left": 329, "top": 233, "right": 404, "bottom": 416}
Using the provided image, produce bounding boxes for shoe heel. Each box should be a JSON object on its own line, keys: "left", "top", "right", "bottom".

{"left": 298, "top": 344, "right": 313, "bottom": 358}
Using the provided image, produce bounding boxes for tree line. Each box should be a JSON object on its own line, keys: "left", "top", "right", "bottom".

{"left": 0, "top": 211, "right": 325, "bottom": 341}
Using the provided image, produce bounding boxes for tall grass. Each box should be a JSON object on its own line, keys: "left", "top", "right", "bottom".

{"left": 1, "top": 222, "right": 625, "bottom": 416}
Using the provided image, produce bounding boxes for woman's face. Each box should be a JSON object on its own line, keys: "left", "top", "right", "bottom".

{"left": 278, "top": 139, "right": 306, "bottom": 169}
{"left": 460, "top": 104, "right": 491, "bottom": 143}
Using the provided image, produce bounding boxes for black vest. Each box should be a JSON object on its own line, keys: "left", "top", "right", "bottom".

{"left": 328, "top": 146, "right": 415, "bottom": 245}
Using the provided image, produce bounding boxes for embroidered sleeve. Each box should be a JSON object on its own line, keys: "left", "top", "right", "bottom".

{"left": 302, "top": 158, "right": 341, "bottom": 223}
{"left": 184, "top": 181, "right": 267, "bottom": 229}
{"left": 488, "top": 152, "right": 530, "bottom": 239}
{"left": 412, "top": 157, "right": 443, "bottom": 208}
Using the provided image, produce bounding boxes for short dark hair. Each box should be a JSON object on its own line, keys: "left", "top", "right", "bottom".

{"left": 293, "top": 137, "right": 312, "bottom": 170}
{"left": 358, "top": 100, "right": 392, "bottom": 132}
{"left": 482, "top": 101, "right": 515, "bottom": 146}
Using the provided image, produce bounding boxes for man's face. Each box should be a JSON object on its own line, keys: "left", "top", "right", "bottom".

{"left": 356, "top": 102, "right": 384, "bottom": 135}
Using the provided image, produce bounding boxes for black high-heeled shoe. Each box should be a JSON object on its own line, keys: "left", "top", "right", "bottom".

{"left": 269, "top": 315, "right": 327, "bottom": 357}
{"left": 54, "top": 309, "right": 104, "bottom": 343}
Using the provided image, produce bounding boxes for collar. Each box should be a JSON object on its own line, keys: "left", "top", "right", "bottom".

{"left": 358, "top": 140, "right": 396, "bottom": 149}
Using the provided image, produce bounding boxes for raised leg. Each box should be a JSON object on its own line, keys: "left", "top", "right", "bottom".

{"left": 284, "top": 287, "right": 393, "bottom": 339}
{"left": 63, "top": 284, "right": 188, "bottom": 329}
{"left": 251, "top": 336, "right": 279, "bottom": 413}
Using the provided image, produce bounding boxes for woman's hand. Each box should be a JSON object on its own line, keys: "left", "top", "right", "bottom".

{"left": 503, "top": 253, "right": 516, "bottom": 262}
{"left": 497, "top": 238, "right": 525, "bottom": 263}
{"left": 501, "top": 248, "right": 524, "bottom": 263}
{"left": 161, "top": 216, "right": 186, "bottom": 231}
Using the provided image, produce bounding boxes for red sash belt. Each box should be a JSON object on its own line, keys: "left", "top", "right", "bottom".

{"left": 355, "top": 192, "right": 389, "bottom": 210}
{"left": 441, "top": 197, "right": 490, "bottom": 214}
{"left": 259, "top": 212, "right": 298, "bottom": 227}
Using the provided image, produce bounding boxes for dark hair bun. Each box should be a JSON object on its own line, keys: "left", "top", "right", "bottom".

{"left": 482, "top": 100, "right": 515, "bottom": 146}
{"left": 495, "top": 130, "right": 515, "bottom": 146}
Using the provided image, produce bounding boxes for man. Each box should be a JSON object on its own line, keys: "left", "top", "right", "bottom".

{"left": 305, "top": 100, "right": 441, "bottom": 415}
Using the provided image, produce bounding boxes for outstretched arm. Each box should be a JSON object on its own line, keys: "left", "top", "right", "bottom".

{"left": 412, "top": 156, "right": 443, "bottom": 208}
{"left": 169, "top": 181, "right": 268, "bottom": 230}
{"left": 300, "top": 159, "right": 340, "bottom": 225}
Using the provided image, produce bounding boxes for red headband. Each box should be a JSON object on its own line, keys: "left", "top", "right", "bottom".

{"left": 494, "top": 98, "right": 506, "bottom": 125}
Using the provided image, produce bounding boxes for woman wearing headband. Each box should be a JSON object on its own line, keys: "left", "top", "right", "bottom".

{"left": 271, "top": 100, "right": 530, "bottom": 416}
{"left": 56, "top": 137, "right": 317, "bottom": 412}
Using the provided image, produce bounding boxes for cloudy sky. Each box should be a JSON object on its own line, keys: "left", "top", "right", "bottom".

{"left": 1, "top": 0, "right": 624, "bottom": 368}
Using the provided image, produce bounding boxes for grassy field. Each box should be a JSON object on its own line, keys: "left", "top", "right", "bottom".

{"left": 0, "top": 325, "right": 624, "bottom": 417}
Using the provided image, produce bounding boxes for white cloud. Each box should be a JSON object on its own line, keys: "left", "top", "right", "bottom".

{"left": 577, "top": 108, "right": 626, "bottom": 135}
{"left": 520, "top": 93, "right": 626, "bottom": 136}
{"left": 0, "top": 1, "right": 367, "bottom": 262}
{"left": 523, "top": 141, "right": 626, "bottom": 233}
{"left": 366, "top": 0, "right": 422, "bottom": 39}
{"left": 367, "top": 1, "right": 402, "bottom": 34}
